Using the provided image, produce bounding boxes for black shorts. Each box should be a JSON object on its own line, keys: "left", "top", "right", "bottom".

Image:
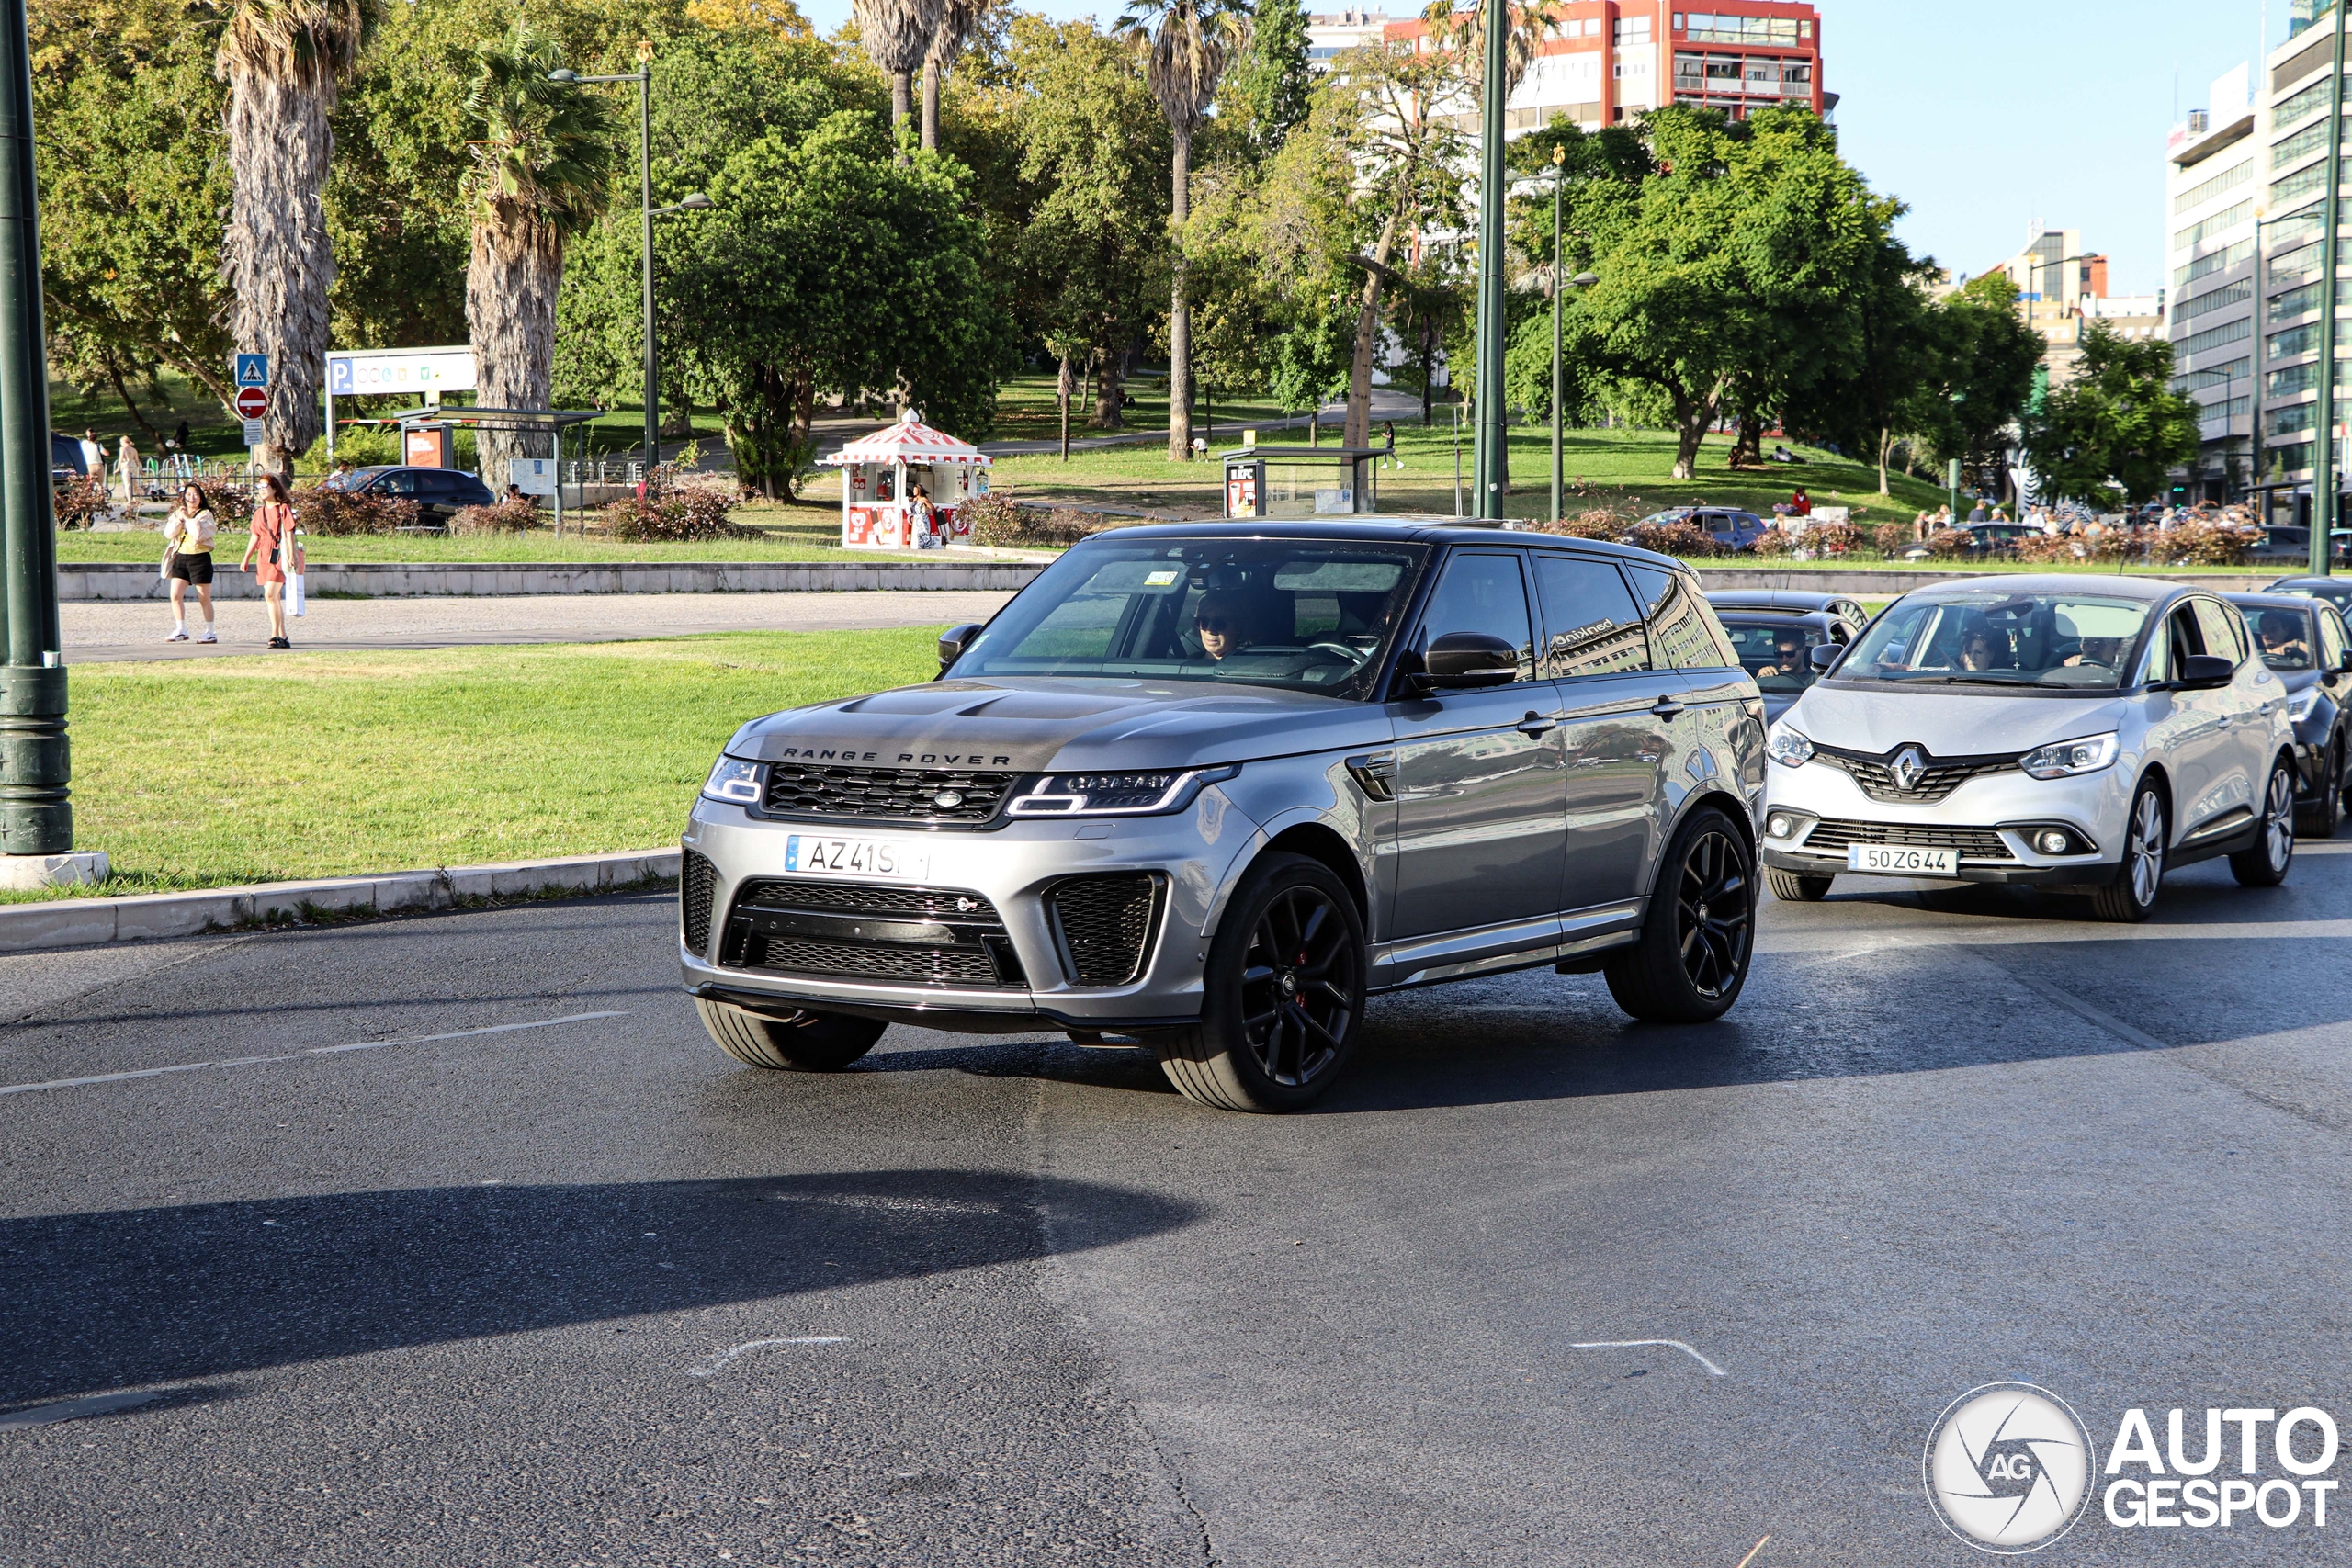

{"left": 166, "top": 552, "right": 213, "bottom": 585}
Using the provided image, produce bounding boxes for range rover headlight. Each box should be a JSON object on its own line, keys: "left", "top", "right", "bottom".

{"left": 700, "top": 755, "right": 768, "bottom": 805}
{"left": 2019, "top": 733, "right": 2119, "bottom": 780}
{"left": 1006, "top": 765, "right": 1239, "bottom": 818}
{"left": 1766, "top": 724, "right": 1814, "bottom": 768}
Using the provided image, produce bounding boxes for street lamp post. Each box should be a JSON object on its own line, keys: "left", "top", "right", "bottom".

{"left": 550, "top": 65, "right": 713, "bottom": 479}
{"left": 2313, "top": 4, "right": 2347, "bottom": 576}
{"left": 1470, "top": 0, "right": 1508, "bottom": 517}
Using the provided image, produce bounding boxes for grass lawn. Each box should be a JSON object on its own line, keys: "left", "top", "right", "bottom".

{"left": 10, "top": 627, "right": 940, "bottom": 904}
{"left": 53, "top": 513, "right": 855, "bottom": 566}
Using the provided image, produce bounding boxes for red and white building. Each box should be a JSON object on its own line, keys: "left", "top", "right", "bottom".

{"left": 1306, "top": 4, "right": 1831, "bottom": 132}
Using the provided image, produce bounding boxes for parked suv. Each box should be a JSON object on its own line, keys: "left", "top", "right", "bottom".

{"left": 681, "top": 520, "right": 1769, "bottom": 1111}
{"left": 1761, "top": 576, "right": 2299, "bottom": 921}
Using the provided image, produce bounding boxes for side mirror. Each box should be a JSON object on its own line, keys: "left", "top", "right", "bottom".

{"left": 937, "top": 622, "right": 984, "bottom": 676}
{"left": 1406, "top": 631, "right": 1519, "bottom": 694}
{"left": 2167, "top": 653, "right": 2234, "bottom": 692}
{"left": 1807, "top": 643, "right": 1841, "bottom": 671}
{"left": 2338, "top": 649, "right": 2352, "bottom": 673}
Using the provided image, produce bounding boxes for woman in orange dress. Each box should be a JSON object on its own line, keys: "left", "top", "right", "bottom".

{"left": 241, "top": 472, "right": 297, "bottom": 649}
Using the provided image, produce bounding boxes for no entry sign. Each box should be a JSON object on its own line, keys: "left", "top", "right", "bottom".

{"left": 234, "top": 386, "right": 267, "bottom": 420}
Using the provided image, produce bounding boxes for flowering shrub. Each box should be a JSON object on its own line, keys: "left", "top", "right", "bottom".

{"left": 1873, "top": 523, "right": 1917, "bottom": 556}
{"left": 1802, "top": 522, "right": 1866, "bottom": 557}
{"left": 1921, "top": 528, "right": 1973, "bottom": 558}
{"left": 595, "top": 486, "right": 759, "bottom": 541}
{"left": 1624, "top": 518, "right": 1724, "bottom": 557}
{"left": 1528, "top": 508, "right": 1636, "bottom": 543}
{"left": 1746, "top": 526, "right": 1796, "bottom": 557}
{"left": 451, "top": 497, "right": 541, "bottom": 535}
{"left": 51, "top": 475, "right": 107, "bottom": 529}
{"left": 2144, "top": 520, "right": 2260, "bottom": 567}
{"left": 291, "top": 484, "right": 418, "bottom": 536}
{"left": 2015, "top": 529, "right": 2129, "bottom": 564}
{"left": 960, "top": 492, "right": 1114, "bottom": 547}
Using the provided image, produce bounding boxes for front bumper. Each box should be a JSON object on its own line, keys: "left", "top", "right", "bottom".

{"left": 1759, "top": 753, "right": 2133, "bottom": 888}
{"left": 679, "top": 787, "right": 1260, "bottom": 1032}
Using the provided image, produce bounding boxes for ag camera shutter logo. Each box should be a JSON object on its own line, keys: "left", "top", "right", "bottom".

{"left": 1923, "top": 1382, "right": 2096, "bottom": 1553}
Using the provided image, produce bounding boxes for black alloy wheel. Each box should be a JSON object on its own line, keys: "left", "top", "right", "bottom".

{"left": 1603, "top": 806, "right": 1756, "bottom": 1023}
{"left": 1238, "top": 884, "right": 1362, "bottom": 1089}
{"left": 1156, "top": 853, "right": 1369, "bottom": 1112}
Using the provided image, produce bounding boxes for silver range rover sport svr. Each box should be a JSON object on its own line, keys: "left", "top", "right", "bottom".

{"left": 680, "top": 521, "right": 1769, "bottom": 1111}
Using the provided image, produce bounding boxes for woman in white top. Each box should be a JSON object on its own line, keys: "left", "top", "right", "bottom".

{"left": 162, "top": 483, "right": 219, "bottom": 643}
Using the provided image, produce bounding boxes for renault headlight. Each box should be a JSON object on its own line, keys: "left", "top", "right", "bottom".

{"left": 2288, "top": 687, "right": 2323, "bottom": 721}
{"left": 701, "top": 756, "right": 768, "bottom": 805}
{"left": 2019, "top": 733, "right": 2119, "bottom": 780}
{"left": 1766, "top": 724, "right": 1815, "bottom": 769}
{"left": 1005, "top": 765, "right": 1238, "bottom": 818}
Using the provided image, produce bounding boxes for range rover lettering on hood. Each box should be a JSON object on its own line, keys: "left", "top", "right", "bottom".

{"left": 775, "top": 747, "right": 1014, "bottom": 766}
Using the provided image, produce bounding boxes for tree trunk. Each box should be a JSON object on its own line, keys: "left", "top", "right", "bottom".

{"left": 1728, "top": 412, "right": 1763, "bottom": 469}
{"left": 1670, "top": 395, "right": 1712, "bottom": 481}
{"left": 1876, "top": 426, "right": 1894, "bottom": 496}
{"left": 891, "top": 72, "right": 913, "bottom": 160}
{"left": 103, "top": 358, "right": 162, "bottom": 444}
{"left": 1167, "top": 129, "right": 1193, "bottom": 462}
{"left": 222, "top": 67, "right": 336, "bottom": 470}
{"left": 921, "top": 59, "right": 941, "bottom": 152}
{"left": 1092, "top": 353, "right": 1123, "bottom": 430}
{"left": 1057, "top": 355, "right": 1072, "bottom": 461}
{"left": 1345, "top": 207, "right": 1404, "bottom": 451}
{"left": 466, "top": 211, "right": 563, "bottom": 491}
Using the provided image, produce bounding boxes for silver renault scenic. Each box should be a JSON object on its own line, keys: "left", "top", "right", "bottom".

{"left": 681, "top": 521, "right": 1767, "bottom": 1111}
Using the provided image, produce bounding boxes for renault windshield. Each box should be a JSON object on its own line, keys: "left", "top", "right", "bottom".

{"left": 947, "top": 538, "right": 1430, "bottom": 699}
{"left": 1835, "top": 592, "right": 2154, "bottom": 691}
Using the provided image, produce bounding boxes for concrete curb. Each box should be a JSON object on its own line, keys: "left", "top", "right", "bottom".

{"left": 1692, "top": 565, "right": 2295, "bottom": 594}
{"left": 0, "top": 848, "right": 679, "bottom": 953}
{"left": 59, "top": 559, "right": 1048, "bottom": 602}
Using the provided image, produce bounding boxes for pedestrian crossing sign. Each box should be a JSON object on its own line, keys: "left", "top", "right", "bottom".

{"left": 234, "top": 353, "right": 270, "bottom": 389}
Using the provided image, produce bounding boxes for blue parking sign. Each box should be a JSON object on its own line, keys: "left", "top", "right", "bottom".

{"left": 234, "top": 353, "right": 270, "bottom": 388}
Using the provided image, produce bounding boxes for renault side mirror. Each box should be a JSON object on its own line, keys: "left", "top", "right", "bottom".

{"left": 1406, "top": 631, "right": 1519, "bottom": 694}
{"left": 2156, "top": 653, "right": 2234, "bottom": 692}
{"left": 937, "top": 622, "right": 984, "bottom": 676}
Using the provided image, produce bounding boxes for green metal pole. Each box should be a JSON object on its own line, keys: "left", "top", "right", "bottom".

{"left": 1550, "top": 161, "right": 1564, "bottom": 525}
{"left": 1471, "top": 0, "right": 1509, "bottom": 517}
{"left": 2313, "top": 6, "right": 2346, "bottom": 575}
{"left": 0, "top": 0, "right": 68, "bottom": 859}
{"left": 639, "top": 62, "right": 659, "bottom": 482}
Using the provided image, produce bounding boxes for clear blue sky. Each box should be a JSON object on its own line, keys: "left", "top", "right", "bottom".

{"left": 799, "top": 0, "right": 2276, "bottom": 296}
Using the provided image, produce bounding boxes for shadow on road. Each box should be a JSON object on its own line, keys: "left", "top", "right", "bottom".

{"left": 0, "top": 1168, "right": 1195, "bottom": 1409}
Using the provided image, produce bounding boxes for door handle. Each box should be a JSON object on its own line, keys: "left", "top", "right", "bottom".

{"left": 1649, "top": 695, "right": 1686, "bottom": 717}
{"left": 1515, "top": 712, "right": 1558, "bottom": 737}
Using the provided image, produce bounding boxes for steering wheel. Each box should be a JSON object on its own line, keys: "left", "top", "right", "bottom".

{"left": 1306, "top": 640, "right": 1369, "bottom": 664}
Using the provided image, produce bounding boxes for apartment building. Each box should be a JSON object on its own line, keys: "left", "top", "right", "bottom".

{"left": 1303, "top": 2, "right": 1830, "bottom": 133}
{"left": 2164, "top": 17, "right": 2352, "bottom": 516}
{"left": 1973, "top": 228, "right": 2165, "bottom": 389}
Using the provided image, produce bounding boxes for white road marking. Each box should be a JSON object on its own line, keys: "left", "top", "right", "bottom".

{"left": 1998, "top": 971, "right": 2167, "bottom": 1052}
{"left": 1567, "top": 1338, "right": 1728, "bottom": 1376}
{"left": 0, "top": 1010, "right": 628, "bottom": 1099}
{"left": 1734, "top": 1534, "right": 1772, "bottom": 1568}
{"left": 686, "top": 1337, "right": 847, "bottom": 1378}
{"left": 1758, "top": 915, "right": 2352, "bottom": 955}
{"left": 0, "top": 1390, "right": 161, "bottom": 1429}
{"left": 766, "top": 1193, "right": 1005, "bottom": 1215}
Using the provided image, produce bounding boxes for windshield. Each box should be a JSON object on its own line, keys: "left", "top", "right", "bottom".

{"left": 2246, "top": 605, "right": 2316, "bottom": 671}
{"left": 946, "top": 537, "right": 1429, "bottom": 698}
{"left": 1721, "top": 617, "right": 1826, "bottom": 694}
{"left": 1836, "top": 592, "right": 2154, "bottom": 691}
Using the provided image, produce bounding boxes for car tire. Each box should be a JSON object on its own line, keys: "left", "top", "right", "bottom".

{"left": 1604, "top": 806, "right": 1756, "bottom": 1024}
{"left": 2090, "top": 778, "right": 2166, "bottom": 923}
{"left": 2296, "top": 736, "right": 2343, "bottom": 839}
{"left": 2231, "top": 755, "right": 2298, "bottom": 887}
{"left": 1154, "top": 852, "right": 1367, "bottom": 1113}
{"left": 695, "top": 998, "right": 885, "bottom": 1071}
{"left": 1764, "top": 866, "right": 1833, "bottom": 902}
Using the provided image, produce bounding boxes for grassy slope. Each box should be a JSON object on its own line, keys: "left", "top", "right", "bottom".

{"left": 12, "top": 628, "right": 940, "bottom": 903}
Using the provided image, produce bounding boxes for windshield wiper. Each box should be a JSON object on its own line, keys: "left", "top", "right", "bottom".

{"left": 1876, "top": 673, "right": 2037, "bottom": 686}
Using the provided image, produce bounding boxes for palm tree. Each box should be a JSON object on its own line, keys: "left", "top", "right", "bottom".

{"left": 457, "top": 26, "right": 617, "bottom": 486}
{"left": 854, "top": 0, "right": 945, "bottom": 158}
{"left": 920, "top": 0, "right": 988, "bottom": 154}
{"left": 215, "top": 0, "right": 378, "bottom": 471}
{"left": 1117, "top": 0, "right": 1249, "bottom": 463}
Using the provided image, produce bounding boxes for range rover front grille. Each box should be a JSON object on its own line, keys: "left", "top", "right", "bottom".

{"left": 681, "top": 849, "right": 718, "bottom": 957}
{"left": 1800, "top": 819, "right": 2015, "bottom": 861}
{"left": 718, "top": 878, "right": 1027, "bottom": 989}
{"left": 1046, "top": 874, "right": 1163, "bottom": 987}
{"left": 762, "top": 764, "right": 1017, "bottom": 824}
{"left": 1815, "top": 745, "right": 2019, "bottom": 805}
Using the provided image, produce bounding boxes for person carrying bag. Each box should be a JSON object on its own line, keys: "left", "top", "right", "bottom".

{"left": 241, "top": 474, "right": 299, "bottom": 649}
{"left": 161, "top": 483, "right": 219, "bottom": 644}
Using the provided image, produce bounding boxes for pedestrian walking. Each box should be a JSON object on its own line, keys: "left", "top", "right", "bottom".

{"left": 161, "top": 483, "right": 219, "bottom": 644}
{"left": 114, "top": 434, "right": 141, "bottom": 509}
{"left": 242, "top": 473, "right": 298, "bottom": 649}
{"left": 1968, "top": 498, "right": 1989, "bottom": 523}
{"left": 77, "top": 428, "right": 104, "bottom": 482}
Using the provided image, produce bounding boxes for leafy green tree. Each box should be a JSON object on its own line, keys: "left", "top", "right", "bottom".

{"left": 1773, "top": 227, "right": 1936, "bottom": 494}
{"left": 1222, "top": 0, "right": 1308, "bottom": 160}
{"left": 1916, "top": 272, "right": 2045, "bottom": 498}
{"left": 2021, "top": 322, "right": 2199, "bottom": 506}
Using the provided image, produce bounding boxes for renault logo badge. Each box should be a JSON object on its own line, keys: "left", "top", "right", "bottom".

{"left": 1890, "top": 746, "right": 1928, "bottom": 792}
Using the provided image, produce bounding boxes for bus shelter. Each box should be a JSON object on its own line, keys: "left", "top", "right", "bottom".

{"left": 383, "top": 405, "right": 600, "bottom": 535}
{"left": 820, "top": 411, "right": 992, "bottom": 549}
{"left": 1221, "top": 446, "right": 1382, "bottom": 519}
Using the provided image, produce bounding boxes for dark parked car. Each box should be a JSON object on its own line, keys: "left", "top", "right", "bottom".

{"left": 1962, "top": 522, "right": 2040, "bottom": 557}
{"left": 345, "top": 465, "right": 497, "bottom": 525}
{"left": 2252, "top": 525, "right": 2352, "bottom": 565}
{"left": 51, "top": 432, "right": 86, "bottom": 484}
{"left": 1644, "top": 506, "right": 1770, "bottom": 552}
{"left": 2264, "top": 575, "right": 2352, "bottom": 617}
{"left": 1703, "top": 589, "right": 1871, "bottom": 628}
{"left": 2227, "top": 592, "right": 2352, "bottom": 836}
{"left": 1713, "top": 609, "right": 1857, "bottom": 724}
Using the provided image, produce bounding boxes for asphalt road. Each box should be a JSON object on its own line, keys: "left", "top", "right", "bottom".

{"left": 7, "top": 847, "right": 2352, "bottom": 1565}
